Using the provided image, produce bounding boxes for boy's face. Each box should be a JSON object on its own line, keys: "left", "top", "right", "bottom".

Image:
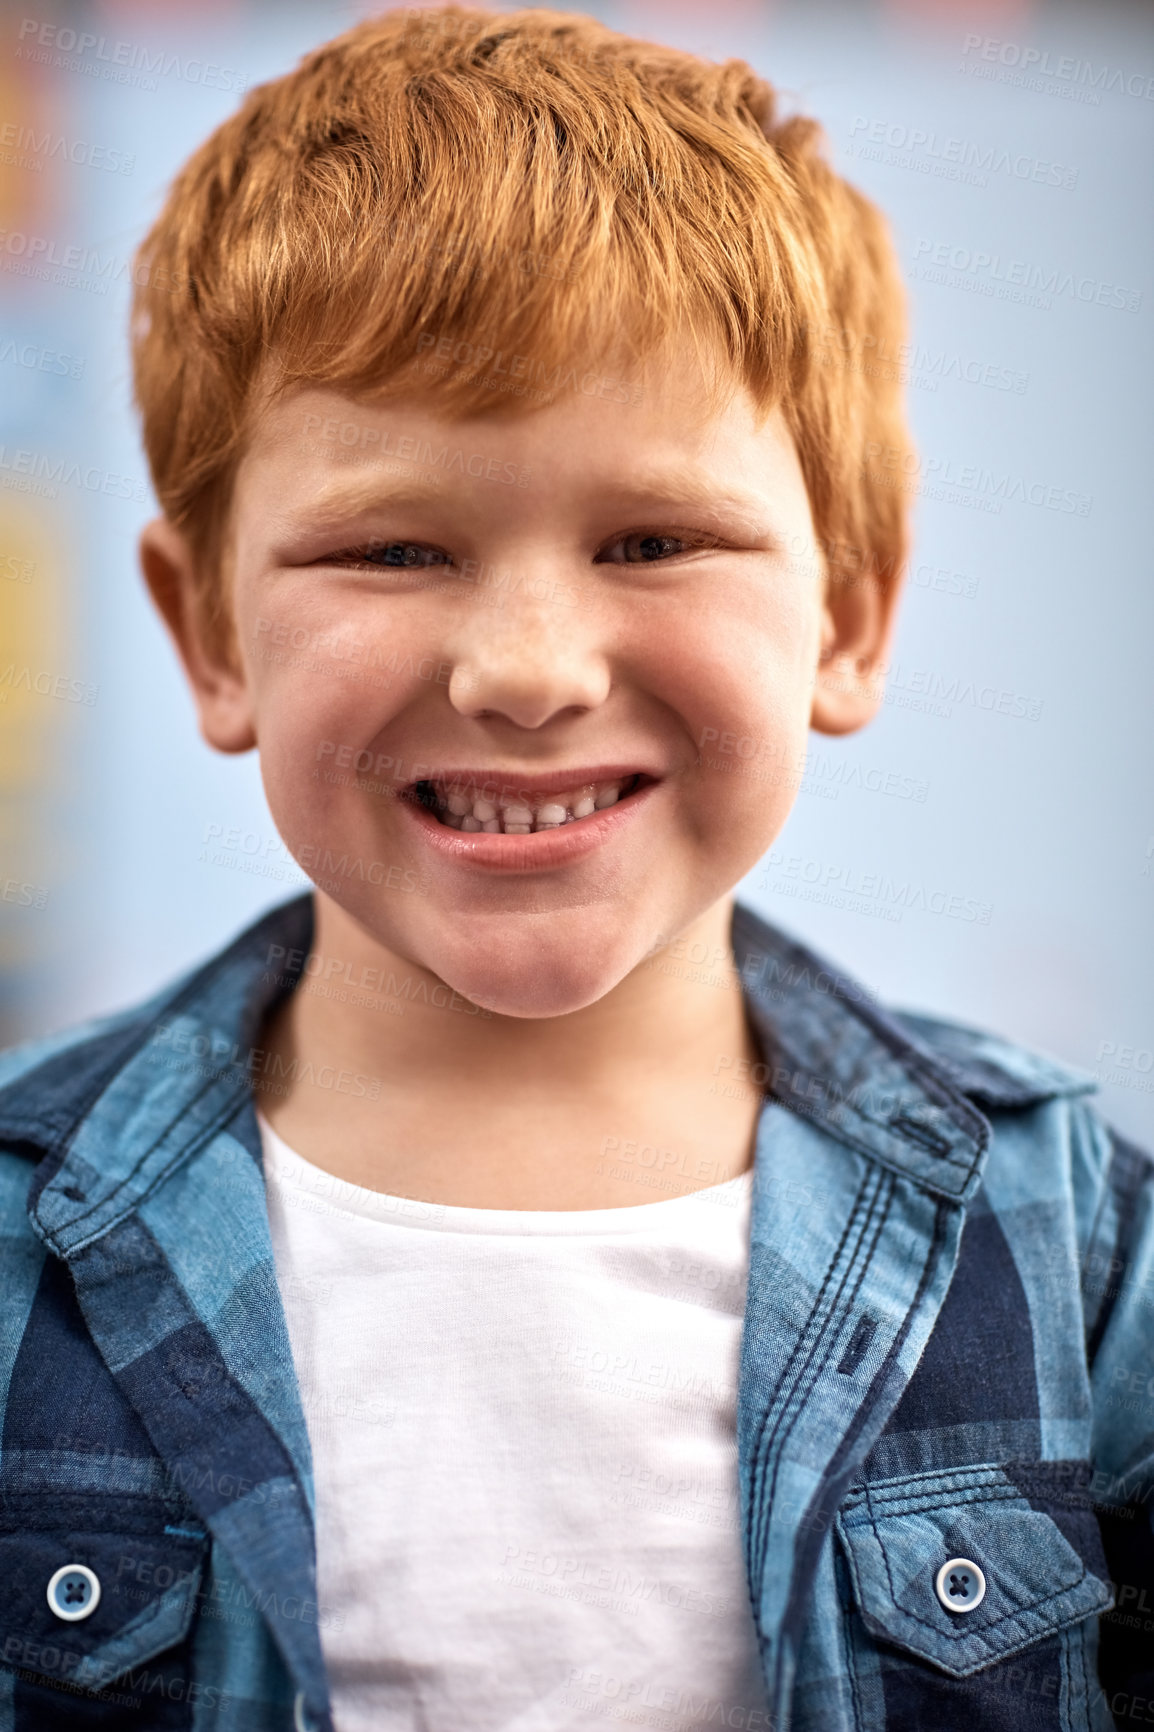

{"left": 145, "top": 342, "right": 896, "bottom": 1017}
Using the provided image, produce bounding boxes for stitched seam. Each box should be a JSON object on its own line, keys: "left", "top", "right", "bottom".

{"left": 19, "top": 897, "right": 312, "bottom": 1216}
{"left": 755, "top": 1169, "right": 888, "bottom": 1580}
{"left": 762, "top": 1083, "right": 981, "bottom": 1199}
{"left": 851, "top": 1486, "right": 1098, "bottom": 1647}
{"left": 49, "top": 1083, "right": 253, "bottom": 1254}
{"left": 870, "top": 1538, "right": 1089, "bottom": 1644}
{"left": 21, "top": 949, "right": 256, "bottom": 1161}
{"left": 840, "top": 1463, "right": 1006, "bottom": 1512}
{"left": 53, "top": 1065, "right": 233, "bottom": 1225}
{"left": 837, "top": 1314, "right": 878, "bottom": 1377}
{"left": 889, "top": 1113, "right": 953, "bottom": 1157}
{"left": 748, "top": 1170, "right": 873, "bottom": 1576}
{"left": 763, "top": 1174, "right": 894, "bottom": 1634}
{"left": 1085, "top": 1135, "right": 1151, "bottom": 1367}
{"left": 85, "top": 1564, "right": 204, "bottom": 1664}
{"left": 791, "top": 1182, "right": 892, "bottom": 1436}
{"left": 883, "top": 1579, "right": 1093, "bottom": 1649}
{"left": 834, "top": 1512, "right": 869, "bottom": 1613}
{"left": 803, "top": 1197, "right": 955, "bottom": 1689}
{"left": 819, "top": 1102, "right": 971, "bottom": 1173}
{"left": 844, "top": 1459, "right": 1092, "bottom": 1516}
{"left": 822, "top": 1130, "right": 976, "bottom": 1196}
{"left": 866, "top": 1479, "right": 900, "bottom": 1618}
{"left": 222, "top": 1090, "right": 260, "bottom": 1150}
{"left": 844, "top": 1484, "right": 1023, "bottom": 1521}
{"left": 1062, "top": 1621, "right": 1077, "bottom": 1732}
{"left": 846, "top": 1537, "right": 1106, "bottom": 1682}
{"left": 779, "top": 1192, "right": 958, "bottom": 1705}
{"left": 1074, "top": 1615, "right": 1094, "bottom": 1732}
{"left": 852, "top": 1461, "right": 1004, "bottom": 1492}
{"left": 1080, "top": 1141, "right": 1115, "bottom": 1323}
{"left": 938, "top": 1601, "right": 1109, "bottom": 1682}
{"left": 779, "top": 1175, "right": 893, "bottom": 1461}
{"left": 841, "top": 1571, "right": 866, "bottom": 1732}
{"left": 66, "top": 1212, "right": 321, "bottom": 1672}
{"left": 0, "top": 1494, "right": 199, "bottom": 1519}
{"left": 735, "top": 911, "right": 990, "bottom": 1144}
{"left": 766, "top": 1054, "right": 974, "bottom": 1176}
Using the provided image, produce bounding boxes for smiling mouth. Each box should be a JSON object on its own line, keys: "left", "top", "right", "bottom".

{"left": 409, "top": 773, "right": 648, "bottom": 834}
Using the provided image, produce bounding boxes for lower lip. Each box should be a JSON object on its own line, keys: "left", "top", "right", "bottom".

{"left": 401, "top": 781, "right": 659, "bottom": 872}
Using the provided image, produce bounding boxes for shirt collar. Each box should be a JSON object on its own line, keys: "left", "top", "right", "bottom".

{"left": 0, "top": 892, "right": 1006, "bottom": 1252}
{"left": 731, "top": 902, "right": 990, "bottom": 1202}
{"left": 9, "top": 895, "right": 313, "bottom": 1254}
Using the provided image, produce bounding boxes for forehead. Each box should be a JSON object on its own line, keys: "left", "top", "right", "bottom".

{"left": 233, "top": 338, "right": 806, "bottom": 531}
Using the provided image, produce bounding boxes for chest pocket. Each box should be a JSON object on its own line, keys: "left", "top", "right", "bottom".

{"left": 835, "top": 1463, "right": 1113, "bottom": 1678}
{"left": 0, "top": 1492, "right": 209, "bottom": 1698}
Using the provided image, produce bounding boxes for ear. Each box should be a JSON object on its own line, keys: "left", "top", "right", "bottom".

{"left": 809, "top": 561, "right": 905, "bottom": 737}
{"left": 139, "top": 517, "right": 256, "bottom": 754}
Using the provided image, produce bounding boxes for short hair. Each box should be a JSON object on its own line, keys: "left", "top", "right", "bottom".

{"left": 132, "top": 5, "right": 913, "bottom": 656}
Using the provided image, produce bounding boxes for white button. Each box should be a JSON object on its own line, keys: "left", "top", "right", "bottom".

{"left": 46, "top": 1564, "right": 101, "bottom": 1621}
{"left": 935, "top": 1557, "right": 986, "bottom": 1613}
{"left": 294, "top": 1691, "right": 320, "bottom": 1732}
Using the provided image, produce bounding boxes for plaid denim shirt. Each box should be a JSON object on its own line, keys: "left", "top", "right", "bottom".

{"left": 0, "top": 893, "right": 1150, "bottom": 1731}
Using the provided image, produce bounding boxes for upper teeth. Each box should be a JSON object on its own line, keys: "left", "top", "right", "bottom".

{"left": 425, "top": 778, "right": 633, "bottom": 833}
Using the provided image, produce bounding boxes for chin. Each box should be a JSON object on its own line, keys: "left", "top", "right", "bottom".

{"left": 433, "top": 931, "right": 638, "bottom": 1021}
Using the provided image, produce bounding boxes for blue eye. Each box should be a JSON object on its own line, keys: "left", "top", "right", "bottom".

{"left": 358, "top": 542, "right": 448, "bottom": 568}
{"left": 632, "top": 535, "right": 682, "bottom": 561}
{"left": 596, "top": 531, "right": 704, "bottom": 565}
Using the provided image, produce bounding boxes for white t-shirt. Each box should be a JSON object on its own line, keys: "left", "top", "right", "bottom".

{"left": 259, "top": 1114, "right": 769, "bottom": 1732}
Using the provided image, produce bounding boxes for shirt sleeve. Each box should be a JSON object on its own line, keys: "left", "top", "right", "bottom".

{"left": 1082, "top": 1117, "right": 1154, "bottom": 1718}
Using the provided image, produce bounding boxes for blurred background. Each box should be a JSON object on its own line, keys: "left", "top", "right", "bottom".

{"left": 1, "top": 0, "right": 1151, "bottom": 1139}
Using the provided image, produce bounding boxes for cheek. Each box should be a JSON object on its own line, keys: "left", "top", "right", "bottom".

{"left": 649, "top": 589, "right": 817, "bottom": 815}
{"left": 251, "top": 657, "right": 419, "bottom": 848}
{"left": 241, "top": 582, "right": 410, "bottom": 784}
{"left": 258, "top": 674, "right": 359, "bottom": 796}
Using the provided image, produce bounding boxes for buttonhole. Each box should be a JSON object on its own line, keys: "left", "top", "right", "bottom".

{"left": 837, "top": 1314, "right": 878, "bottom": 1376}
{"left": 889, "top": 1112, "right": 951, "bottom": 1156}
{"left": 60, "top": 1185, "right": 86, "bottom": 1202}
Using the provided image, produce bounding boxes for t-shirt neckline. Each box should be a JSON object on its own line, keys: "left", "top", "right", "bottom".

{"left": 257, "top": 1112, "right": 753, "bottom": 1237}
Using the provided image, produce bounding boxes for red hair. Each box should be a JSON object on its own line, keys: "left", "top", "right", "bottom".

{"left": 132, "top": 5, "right": 913, "bottom": 653}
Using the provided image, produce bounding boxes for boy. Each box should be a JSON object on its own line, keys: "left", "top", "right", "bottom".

{"left": 0, "top": 7, "right": 1149, "bottom": 1729}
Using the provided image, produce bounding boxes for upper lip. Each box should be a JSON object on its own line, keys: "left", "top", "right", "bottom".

{"left": 407, "top": 765, "right": 659, "bottom": 801}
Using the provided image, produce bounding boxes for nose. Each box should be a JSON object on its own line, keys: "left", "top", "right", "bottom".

{"left": 445, "top": 597, "right": 611, "bottom": 729}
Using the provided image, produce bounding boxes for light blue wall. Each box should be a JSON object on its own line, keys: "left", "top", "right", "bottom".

{"left": 3, "top": 0, "right": 1151, "bottom": 1138}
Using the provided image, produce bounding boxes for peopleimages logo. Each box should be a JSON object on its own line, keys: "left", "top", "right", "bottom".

{"left": 0, "top": 339, "right": 84, "bottom": 380}
{"left": 0, "top": 663, "right": 98, "bottom": 706}
{"left": 0, "top": 446, "right": 147, "bottom": 503}
{"left": 14, "top": 19, "right": 246, "bottom": 93}
{"left": 961, "top": 33, "right": 1154, "bottom": 102}
{"left": 0, "top": 122, "right": 135, "bottom": 176}
{"left": 862, "top": 441, "right": 1093, "bottom": 519}
{"left": 848, "top": 117, "right": 1078, "bottom": 189}
{"left": 0, "top": 227, "right": 187, "bottom": 297}
{"left": 911, "top": 239, "right": 1141, "bottom": 314}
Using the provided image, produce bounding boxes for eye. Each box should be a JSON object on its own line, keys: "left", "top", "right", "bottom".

{"left": 333, "top": 540, "right": 451, "bottom": 570}
{"left": 596, "top": 531, "right": 710, "bottom": 565}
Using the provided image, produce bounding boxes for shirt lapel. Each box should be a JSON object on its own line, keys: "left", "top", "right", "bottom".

{"left": 731, "top": 905, "right": 991, "bottom": 1723}
{"left": 9, "top": 897, "right": 332, "bottom": 1723}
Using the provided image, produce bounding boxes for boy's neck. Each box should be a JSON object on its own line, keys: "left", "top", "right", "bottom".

{"left": 258, "top": 893, "right": 765, "bottom": 1210}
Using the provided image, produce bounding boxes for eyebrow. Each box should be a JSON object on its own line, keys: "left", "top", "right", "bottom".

{"left": 589, "top": 472, "right": 778, "bottom": 539}
{"left": 271, "top": 467, "right": 778, "bottom": 546}
{"left": 275, "top": 478, "right": 450, "bottom": 537}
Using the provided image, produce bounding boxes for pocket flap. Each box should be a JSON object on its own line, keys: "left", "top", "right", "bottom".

{"left": 0, "top": 1494, "right": 208, "bottom": 1694}
{"left": 836, "top": 1463, "right": 1113, "bottom": 1679}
